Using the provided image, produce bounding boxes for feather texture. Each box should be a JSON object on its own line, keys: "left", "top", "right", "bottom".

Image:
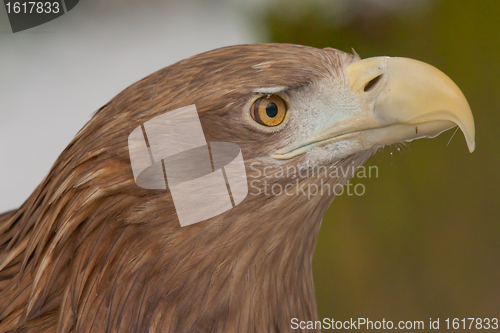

{"left": 0, "top": 43, "right": 368, "bottom": 332}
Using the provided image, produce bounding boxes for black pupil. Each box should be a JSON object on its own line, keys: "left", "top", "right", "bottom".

{"left": 266, "top": 102, "right": 278, "bottom": 118}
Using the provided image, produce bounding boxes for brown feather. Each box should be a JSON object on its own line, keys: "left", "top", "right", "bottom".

{"left": 0, "top": 43, "right": 369, "bottom": 332}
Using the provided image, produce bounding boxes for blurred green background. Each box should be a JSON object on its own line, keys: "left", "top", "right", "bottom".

{"left": 264, "top": 0, "right": 500, "bottom": 329}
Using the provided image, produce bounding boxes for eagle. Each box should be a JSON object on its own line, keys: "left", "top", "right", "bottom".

{"left": 0, "top": 43, "right": 474, "bottom": 333}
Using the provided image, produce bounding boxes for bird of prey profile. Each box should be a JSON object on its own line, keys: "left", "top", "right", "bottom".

{"left": 0, "top": 43, "right": 474, "bottom": 332}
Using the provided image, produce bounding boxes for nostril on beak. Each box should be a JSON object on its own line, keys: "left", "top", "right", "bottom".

{"left": 364, "top": 74, "right": 383, "bottom": 92}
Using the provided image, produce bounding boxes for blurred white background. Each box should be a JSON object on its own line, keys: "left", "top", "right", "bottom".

{"left": 0, "top": 0, "right": 261, "bottom": 212}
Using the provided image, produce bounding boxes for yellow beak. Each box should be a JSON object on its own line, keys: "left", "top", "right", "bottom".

{"left": 272, "top": 56, "right": 475, "bottom": 159}
{"left": 347, "top": 56, "right": 475, "bottom": 152}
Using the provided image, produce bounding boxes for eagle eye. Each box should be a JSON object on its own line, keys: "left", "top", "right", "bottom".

{"left": 250, "top": 95, "right": 287, "bottom": 127}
